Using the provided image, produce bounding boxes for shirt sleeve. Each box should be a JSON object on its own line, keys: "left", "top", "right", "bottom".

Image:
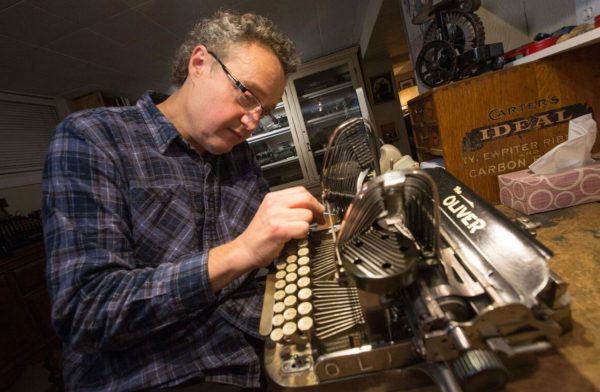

{"left": 42, "top": 116, "right": 219, "bottom": 354}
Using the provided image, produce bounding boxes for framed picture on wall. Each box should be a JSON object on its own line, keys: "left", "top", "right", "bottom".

{"left": 399, "top": 77, "right": 415, "bottom": 90}
{"left": 370, "top": 72, "right": 395, "bottom": 104}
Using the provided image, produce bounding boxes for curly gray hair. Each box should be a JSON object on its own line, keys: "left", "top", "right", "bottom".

{"left": 171, "top": 10, "right": 299, "bottom": 86}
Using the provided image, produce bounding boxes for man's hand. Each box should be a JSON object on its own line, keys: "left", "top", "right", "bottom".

{"left": 208, "top": 187, "right": 324, "bottom": 292}
{"left": 238, "top": 186, "right": 325, "bottom": 268}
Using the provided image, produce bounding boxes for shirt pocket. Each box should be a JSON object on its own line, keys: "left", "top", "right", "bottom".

{"left": 129, "top": 185, "right": 202, "bottom": 266}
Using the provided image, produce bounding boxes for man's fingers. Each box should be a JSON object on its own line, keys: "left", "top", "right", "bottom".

{"left": 265, "top": 186, "right": 325, "bottom": 224}
{"left": 268, "top": 187, "right": 325, "bottom": 219}
{"left": 285, "top": 220, "right": 311, "bottom": 239}
{"left": 271, "top": 186, "right": 311, "bottom": 195}
{"left": 276, "top": 207, "right": 315, "bottom": 224}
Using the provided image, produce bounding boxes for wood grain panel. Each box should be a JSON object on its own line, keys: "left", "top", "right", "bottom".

{"left": 409, "top": 43, "right": 600, "bottom": 203}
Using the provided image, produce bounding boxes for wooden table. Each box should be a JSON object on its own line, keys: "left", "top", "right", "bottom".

{"left": 498, "top": 202, "right": 600, "bottom": 391}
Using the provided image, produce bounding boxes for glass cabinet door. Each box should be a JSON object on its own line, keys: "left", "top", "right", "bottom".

{"left": 292, "top": 63, "right": 364, "bottom": 174}
{"left": 247, "top": 102, "right": 305, "bottom": 188}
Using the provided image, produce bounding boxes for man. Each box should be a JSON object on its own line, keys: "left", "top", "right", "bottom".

{"left": 42, "top": 10, "right": 324, "bottom": 391}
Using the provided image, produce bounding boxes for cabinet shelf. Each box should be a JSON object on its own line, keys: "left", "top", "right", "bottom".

{"left": 248, "top": 126, "right": 291, "bottom": 143}
{"left": 261, "top": 156, "right": 299, "bottom": 170}
{"left": 511, "top": 27, "right": 600, "bottom": 67}
{"left": 299, "top": 81, "right": 353, "bottom": 101}
{"left": 306, "top": 106, "right": 361, "bottom": 126}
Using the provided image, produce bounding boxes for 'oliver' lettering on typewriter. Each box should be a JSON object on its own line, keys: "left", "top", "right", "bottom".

{"left": 442, "top": 189, "right": 486, "bottom": 234}
{"left": 461, "top": 103, "right": 592, "bottom": 152}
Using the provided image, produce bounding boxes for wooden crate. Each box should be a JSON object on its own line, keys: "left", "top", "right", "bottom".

{"left": 409, "top": 43, "right": 600, "bottom": 203}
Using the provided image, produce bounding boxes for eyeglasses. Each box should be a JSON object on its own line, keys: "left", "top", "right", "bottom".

{"left": 207, "top": 50, "right": 279, "bottom": 131}
{"left": 207, "top": 50, "right": 266, "bottom": 114}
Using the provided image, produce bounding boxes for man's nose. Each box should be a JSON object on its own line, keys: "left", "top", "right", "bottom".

{"left": 241, "top": 111, "right": 260, "bottom": 132}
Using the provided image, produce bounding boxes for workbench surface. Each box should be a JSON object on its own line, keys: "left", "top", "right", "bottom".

{"left": 499, "top": 202, "right": 600, "bottom": 391}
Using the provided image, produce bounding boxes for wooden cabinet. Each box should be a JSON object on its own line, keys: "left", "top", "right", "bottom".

{"left": 408, "top": 42, "right": 600, "bottom": 203}
{"left": 407, "top": 91, "right": 442, "bottom": 161}
{"left": 0, "top": 241, "right": 56, "bottom": 389}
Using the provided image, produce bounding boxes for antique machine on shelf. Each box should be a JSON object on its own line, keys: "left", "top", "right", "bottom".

{"left": 412, "top": 0, "right": 504, "bottom": 88}
{"left": 260, "top": 118, "right": 571, "bottom": 391}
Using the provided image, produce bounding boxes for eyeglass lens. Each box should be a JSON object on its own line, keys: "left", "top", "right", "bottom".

{"left": 237, "top": 92, "right": 261, "bottom": 113}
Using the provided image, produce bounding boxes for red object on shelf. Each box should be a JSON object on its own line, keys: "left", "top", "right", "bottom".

{"left": 504, "top": 46, "right": 527, "bottom": 62}
{"left": 526, "top": 36, "right": 558, "bottom": 55}
{"left": 596, "top": 14, "right": 600, "bottom": 28}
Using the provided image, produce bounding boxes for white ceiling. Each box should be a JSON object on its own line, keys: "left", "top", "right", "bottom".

{"left": 0, "top": 0, "right": 408, "bottom": 101}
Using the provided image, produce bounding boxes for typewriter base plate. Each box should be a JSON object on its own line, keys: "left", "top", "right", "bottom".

{"left": 266, "top": 364, "right": 433, "bottom": 392}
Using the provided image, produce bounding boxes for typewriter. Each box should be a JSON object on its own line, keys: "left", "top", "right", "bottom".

{"left": 259, "top": 118, "right": 571, "bottom": 392}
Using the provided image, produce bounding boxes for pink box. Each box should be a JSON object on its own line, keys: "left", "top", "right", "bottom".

{"left": 498, "top": 161, "right": 600, "bottom": 214}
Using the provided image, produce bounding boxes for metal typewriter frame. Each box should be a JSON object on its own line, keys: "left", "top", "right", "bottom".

{"left": 261, "top": 118, "right": 571, "bottom": 392}
{"left": 320, "top": 117, "right": 381, "bottom": 220}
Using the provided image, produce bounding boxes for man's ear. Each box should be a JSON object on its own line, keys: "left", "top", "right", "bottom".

{"left": 188, "top": 45, "right": 209, "bottom": 79}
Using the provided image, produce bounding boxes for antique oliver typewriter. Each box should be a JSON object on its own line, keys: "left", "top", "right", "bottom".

{"left": 259, "top": 118, "right": 571, "bottom": 392}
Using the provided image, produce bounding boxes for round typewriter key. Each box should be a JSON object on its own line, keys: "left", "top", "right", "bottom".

{"left": 297, "top": 265, "right": 310, "bottom": 277}
{"left": 298, "top": 287, "right": 312, "bottom": 301}
{"left": 273, "top": 301, "right": 286, "bottom": 314}
{"left": 285, "top": 272, "right": 298, "bottom": 283}
{"left": 297, "top": 256, "right": 310, "bottom": 266}
{"left": 270, "top": 327, "right": 284, "bottom": 342}
{"left": 297, "top": 316, "right": 314, "bottom": 332}
{"left": 283, "top": 295, "right": 297, "bottom": 307}
{"left": 275, "top": 270, "right": 287, "bottom": 280}
{"left": 298, "top": 239, "right": 309, "bottom": 248}
{"left": 275, "top": 261, "right": 287, "bottom": 270}
{"left": 274, "top": 290, "right": 286, "bottom": 301}
{"left": 298, "top": 301, "right": 313, "bottom": 316}
{"left": 274, "top": 279, "right": 286, "bottom": 290}
{"left": 297, "top": 247, "right": 310, "bottom": 257}
{"left": 286, "top": 255, "right": 298, "bottom": 264}
{"left": 297, "top": 276, "right": 311, "bottom": 288}
{"left": 272, "top": 314, "right": 285, "bottom": 327}
{"left": 284, "top": 283, "right": 298, "bottom": 295}
{"left": 283, "top": 307, "right": 297, "bottom": 321}
{"left": 282, "top": 321, "right": 297, "bottom": 337}
{"left": 285, "top": 263, "right": 298, "bottom": 273}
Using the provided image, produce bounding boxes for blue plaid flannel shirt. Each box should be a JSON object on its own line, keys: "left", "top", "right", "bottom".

{"left": 42, "top": 92, "right": 270, "bottom": 391}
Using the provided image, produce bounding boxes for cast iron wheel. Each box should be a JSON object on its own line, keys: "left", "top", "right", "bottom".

{"left": 416, "top": 40, "right": 458, "bottom": 88}
{"left": 423, "top": 11, "right": 485, "bottom": 54}
{"left": 452, "top": 349, "right": 509, "bottom": 392}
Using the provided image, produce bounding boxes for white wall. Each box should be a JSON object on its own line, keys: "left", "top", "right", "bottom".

{"left": 482, "top": 0, "right": 576, "bottom": 50}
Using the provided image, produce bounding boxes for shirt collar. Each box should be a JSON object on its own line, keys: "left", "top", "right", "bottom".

{"left": 136, "top": 91, "right": 231, "bottom": 164}
{"left": 137, "top": 91, "right": 188, "bottom": 155}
